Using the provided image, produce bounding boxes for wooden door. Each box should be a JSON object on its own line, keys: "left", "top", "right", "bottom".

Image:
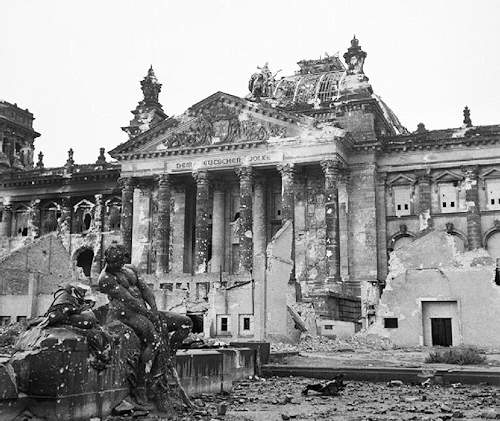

{"left": 431, "top": 318, "right": 452, "bottom": 347}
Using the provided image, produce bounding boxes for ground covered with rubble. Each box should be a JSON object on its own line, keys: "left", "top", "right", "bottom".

{"left": 103, "top": 376, "right": 499, "bottom": 420}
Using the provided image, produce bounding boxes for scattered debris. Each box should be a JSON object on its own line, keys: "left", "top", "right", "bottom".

{"left": 302, "top": 374, "right": 346, "bottom": 396}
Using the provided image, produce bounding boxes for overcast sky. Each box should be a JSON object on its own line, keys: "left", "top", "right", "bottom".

{"left": 2, "top": 0, "right": 500, "bottom": 167}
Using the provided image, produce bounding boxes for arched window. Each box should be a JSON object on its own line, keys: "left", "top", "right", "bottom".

{"left": 73, "top": 199, "right": 94, "bottom": 234}
{"left": 41, "top": 201, "right": 61, "bottom": 234}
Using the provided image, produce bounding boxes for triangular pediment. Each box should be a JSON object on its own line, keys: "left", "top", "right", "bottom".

{"left": 387, "top": 173, "right": 415, "bottom": 186}
{"left": 110, "top": 92, "right": 302, "bottom": 157}
{"left": 433, "top": 170, "right": 463, "bottom": 183}
{"left": 481, "top": 168, "right": 500, "bottom": 179}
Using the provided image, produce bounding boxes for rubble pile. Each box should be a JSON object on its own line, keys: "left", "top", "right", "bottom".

{"left": 0, "top": 322, "right": 27, "bottom": 354}
{"left": 271, "top": 331, "right": 399, "bottom": 354}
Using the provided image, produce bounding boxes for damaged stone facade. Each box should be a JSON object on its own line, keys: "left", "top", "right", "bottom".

{"left": 3, "top": 37, "right": 500, "bottom": 342}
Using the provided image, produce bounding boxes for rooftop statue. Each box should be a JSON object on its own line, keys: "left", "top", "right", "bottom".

{"left": 248, "top": 62, "right": 281, "bottom": 99}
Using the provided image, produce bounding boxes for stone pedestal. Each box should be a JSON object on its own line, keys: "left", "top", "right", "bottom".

{"left": 211, "top": 182, "right": 225, "bottom": 273}
{"left": 194, "top": 170, "right": 210, "bottom": 273}
{"left": 155, "top": 174, "right": 171, "bottom": 274}
{"left": 236, "top": 166, "right": 253, "bottom": 274}
{"left": 463, "top": 167, "right": 482, "bottom": 249}
{"left": 119, "top": 178, "right": 134, "bottom": 259}
{"left": 1, "top": 204, "right": 12, "bottom": 238}
{"left": 321, "top": 160, "right": 341, "bottom": 287}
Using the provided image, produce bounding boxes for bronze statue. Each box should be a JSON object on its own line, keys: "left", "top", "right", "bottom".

{"left": 98, "top": 243, "right": 193, "bottom": 404}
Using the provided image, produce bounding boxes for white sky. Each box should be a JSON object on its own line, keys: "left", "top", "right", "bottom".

{"left": 2, "top": 0, "right": 500, "bottom": 167}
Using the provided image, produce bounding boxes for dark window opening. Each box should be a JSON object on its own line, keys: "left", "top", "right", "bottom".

{"left": 324, "top": 324, "right": 333, "bottom": 330}
{"left": 450, "top": 202, "right": 455, "bottom": 208}
{"left": 76, "top": 248, "right": 94, "bottom": 277}
{"left": 16, "top": 316, "right": 27, "bottom": 323}
{"left": 496, "top": 267, "right": 500, "bottom": 286}
{"left": 243, "top": 317, "right": 251, "bottom": 330}
{"left": 404, "top": 204, "right": 409, "bottom": 210}
{"left": 384, "top": 318, "right": 398, "bottom": 328}
{"left": 492, "top": 199, "right": 495, "bottom": 205}
{"left": 188, "top": 314, "right": 203, "bottom": 334}
{"left": 21, "top": 227, "right": 28, "bottom": 236}
{"left": 160, "top": 283, "right": 173, "bottom": 291}
{"left": 221, "top": 317, "right": 228, "bottom": 332}
{"left": 442, "top": 202, "right": 446, "bottom": 208}
{"left": 397, "top": 204, "right": 401, "bottom": 210}
{"left": 233, "top": 212, "right": 240, "bottom": 222}
{"left": 176, "top": 283, "right": 182, "bottom": 289}
{"left": 83, "top": 213, "right": 92, "bottom": 231}
{"left": 0, "top": 316, "right": 11, "bottom": 326}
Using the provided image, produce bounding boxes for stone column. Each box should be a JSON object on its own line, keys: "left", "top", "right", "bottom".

{"left": 1, "top": 204, "right": 12, "bottom": 237}
{"left": 193, "top": 170, "right": 210, "bottom": 274}
{"left": 416, "top": 170, "right": 432, "bottom": 231}
{"left": 321, "top": 159, "right": 342, "bottom": 286}
{"left": 236, "top": 166, "right": 253, "bottom": 274}
{"left": 253, "top": 177, "right": 267, "bottom": 339}
{"left": 91, "top": 194, "right": 104, "bottom": 280}
{"left": 277, "top": 163, "right": 295, "bottom": 222}
{"left": 29, "top": 199, "right": 41, "bottom": 238}
{"left": 463, "top": 166, "right": 482, "bottom": 249}
{"left": 155, "top": 173, "right": 171, "bottom": 274}
{"left": 278, "top": 163, "right": 296, "bottom": 283}
{"left": 119, "top": 177, "right": 134, "bottom": 260}
{"left": 211, "top": 181, "right": 225, "bottom": 273}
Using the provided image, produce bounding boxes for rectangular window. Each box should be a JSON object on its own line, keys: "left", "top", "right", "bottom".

{"left": 439, "top": 183, "right": 458, "bottom": 213}
{"left": 216, "top": 314, "right": 231, "bottom": 335}
{"left": 384, "top": 317, "right": 398, "bottom": 328}
{"left": 487, "top": 180, "right": 500, "bottom": 210}
{"left": 324, "top": 324, "right": 333, "bottom": 330}
{"left": 393, "top": 186, "right": 411, "bottom": 217}
{"left": 0, "top": 316, "right": 11, "bottom": 326}
{"left": 16, "top": 316, "right": 27, "bottom": 323}
{"left": 221, "top": 317, "right": 228, "bottom": 332}
{"left": 238, "top": 314, "right": 254, "bottom": 336}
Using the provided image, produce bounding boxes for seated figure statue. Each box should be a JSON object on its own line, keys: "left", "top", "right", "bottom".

{"left": 98, "top": 243, "right": 193, "bottom": 404}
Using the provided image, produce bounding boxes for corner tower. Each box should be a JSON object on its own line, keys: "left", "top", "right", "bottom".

{"left": 0, "top": 101, "right": 40, "bottom": 173}
{"left": 122, "top": 66, "right": 168, "bottom": 139}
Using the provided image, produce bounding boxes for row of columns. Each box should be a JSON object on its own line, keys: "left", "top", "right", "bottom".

{"left": 120, "top": 159, "right": 343, "bottom": 286}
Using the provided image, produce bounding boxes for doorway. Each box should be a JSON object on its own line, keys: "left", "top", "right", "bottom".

{"left": 76, "top": 248, "right": 94, "bottom": 277}
{"left": 431, "top": 318, "right": 453, "bottom": 347}
{"left": 422, "top": 301, "right": 459, "bottom": 347}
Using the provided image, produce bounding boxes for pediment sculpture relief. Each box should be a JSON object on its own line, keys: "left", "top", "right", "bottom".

{"left": 162, "top": 103, "right": 288, "bottom": 149}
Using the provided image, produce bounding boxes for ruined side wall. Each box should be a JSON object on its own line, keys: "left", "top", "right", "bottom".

{"left": 371, "top": 231, "right": 500, "bottom": 347}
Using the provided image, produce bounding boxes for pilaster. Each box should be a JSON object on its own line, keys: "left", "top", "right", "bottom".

{"left": 463, "top": 166, "right": 482, "bottom": 249}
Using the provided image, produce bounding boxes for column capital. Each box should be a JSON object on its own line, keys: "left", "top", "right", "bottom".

{"left": 193, "top": 169, "right": 209, "bottom": 185}
{"left": 320, "top": 159, "right": 342, "bottom": 177}
{"left": 415, "top": 168, "right": 432, "bottom": 183}
{"left": 461, "top": 165, "right": 480, "bottom": 179}
{"left": 277, "top": 162, "right": 295, "bottom": 178}
{"left": 235, "top": 166, "right": 253, "bottom": 181}
{"left": 155, "top": 172, "right": 171, "bottom": 188}
{"left": 94, "top": 193, "right": 104, "bottom": 203}
{"left": 117, "top": 177, "right": 135, "bottom": 190}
